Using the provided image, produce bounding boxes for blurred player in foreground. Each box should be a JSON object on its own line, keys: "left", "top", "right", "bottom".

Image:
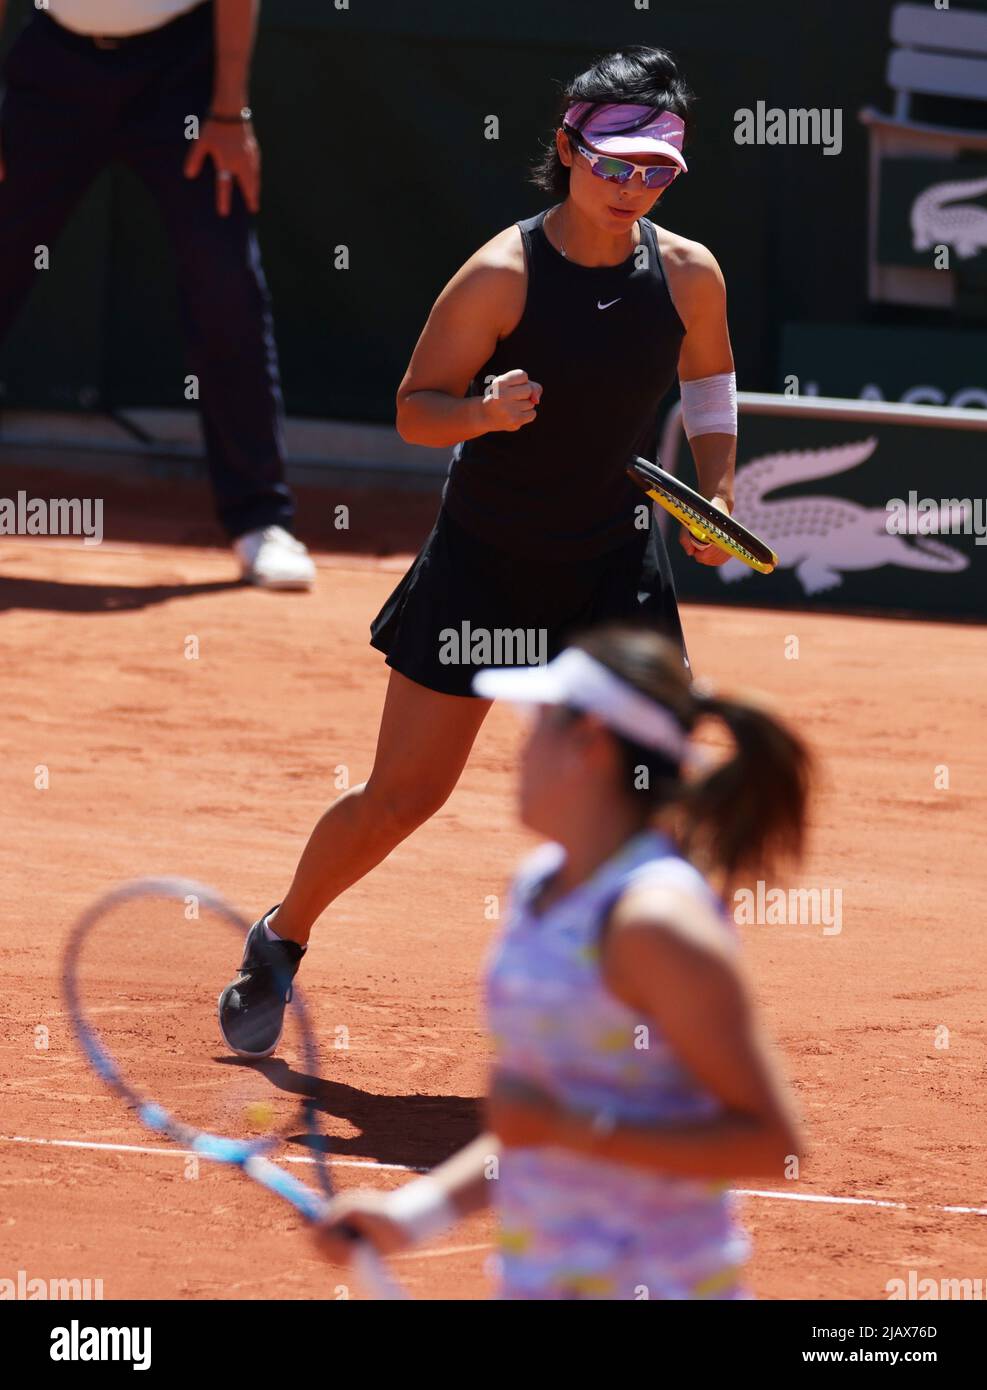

{"left": 313, "top": 625, "right": 809, "bottom": 1299}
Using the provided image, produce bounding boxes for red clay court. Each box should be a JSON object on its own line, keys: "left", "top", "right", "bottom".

{"left": 2, "top": 468, "right": 985, "bottom": 1300}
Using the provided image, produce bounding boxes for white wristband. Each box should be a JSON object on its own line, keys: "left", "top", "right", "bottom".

{"left": 680, "top": 370, "right": 737, "bottom": 440}
{"left": 387, "top": 1177, "right": 458, "bottom": 1246}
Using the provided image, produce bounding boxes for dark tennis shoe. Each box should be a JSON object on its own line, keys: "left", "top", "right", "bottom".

{"left": 218, "top": 910, "right": 305, "bottom": 1059}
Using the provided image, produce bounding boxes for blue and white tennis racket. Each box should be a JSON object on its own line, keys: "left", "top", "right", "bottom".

{"left": 62, "top": 876, "right": 405, "bottom": 1300}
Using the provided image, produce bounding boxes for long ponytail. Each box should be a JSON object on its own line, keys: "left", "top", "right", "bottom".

{"left": 681, "top": 687, "right": 812, "bottom": 882}
{"left": 571, "top": 625, "right": 813, "bottom": 883}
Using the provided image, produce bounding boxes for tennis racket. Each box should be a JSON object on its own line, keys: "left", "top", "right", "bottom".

{"left": 627, "top": 455, "right": 778, "bottom": 574}
{"left": 62, "top": 876, "right": 406, "bottom": 1299}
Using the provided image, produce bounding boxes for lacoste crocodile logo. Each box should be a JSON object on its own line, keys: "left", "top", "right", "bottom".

{"left": 911, "top": 176, "right": 987, "bottom": 260}
{"left": 718, "top": 438, "right": 970, "bottom": 594}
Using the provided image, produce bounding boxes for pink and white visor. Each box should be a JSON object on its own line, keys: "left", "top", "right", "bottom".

{"left": 563, "top": 102, "right": 688, "bottom": 172}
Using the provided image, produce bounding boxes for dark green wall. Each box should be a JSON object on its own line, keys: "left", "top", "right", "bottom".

{"left": 1, "top": 0, "right": 983, "bottom": 422}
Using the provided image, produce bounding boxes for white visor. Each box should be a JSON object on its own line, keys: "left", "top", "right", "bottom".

{"left": 472, "top": 648, "right": 689, "bottom": 765}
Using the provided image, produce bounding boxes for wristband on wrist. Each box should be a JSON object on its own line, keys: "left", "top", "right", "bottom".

{"left": 680, "top": 370, "right": 737, "bottom": 441}
{"left": 387, "top": 1176, "right": 458, "bottom": 1246}
{"left": 209, "top": 106, "right": 253, "bottom": 124}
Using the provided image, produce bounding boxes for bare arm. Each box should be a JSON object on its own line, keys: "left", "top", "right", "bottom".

{"left": 395, "top": 233, "right": 541, "bottom": 446}
{"left": 416, "top": 1132, "right": 500, "bottom": 1217}
{"left": 669, "top": 242, "right": 736, "bottom": 509}
{"left": 184, "top": 0, "right": 261, "bottom": 215}
{"left": 312, "top": 1135, "right": 499, "bottom": 1263}
{"left": 211, "top": 0, "right": 259, "bottom": 115}
{"left": 490, "top": 884, "right": 802, "bottom": 1183}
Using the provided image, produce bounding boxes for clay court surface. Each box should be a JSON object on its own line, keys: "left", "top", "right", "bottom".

{"left": 2, "top": 470, "right": 985, "bottom": 1300}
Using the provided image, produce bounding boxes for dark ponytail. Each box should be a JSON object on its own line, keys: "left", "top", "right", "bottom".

{"left": 681, "top": 687, "right": 811, "bottom": 883}
{"left": 571, "top": 625, "right": 812, "bottom": 883}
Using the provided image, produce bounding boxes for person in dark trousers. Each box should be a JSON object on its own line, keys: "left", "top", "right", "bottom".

{"left": 218, "top": 46, "right": 741, "bottom": 1059}
{"left": 0, "top": 0, "right": 314, "bottom": 588}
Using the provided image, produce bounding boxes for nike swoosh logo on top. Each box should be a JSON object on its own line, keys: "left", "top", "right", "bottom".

{"left": 597, "top": 298, "right": 622, "bottom": 310}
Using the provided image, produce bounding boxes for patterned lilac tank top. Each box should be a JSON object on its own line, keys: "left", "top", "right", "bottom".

{"left": 485, "top": 829, "right": 751, "bottom": 1300}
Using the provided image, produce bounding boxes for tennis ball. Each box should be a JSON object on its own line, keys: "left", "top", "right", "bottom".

{"left": 244, "top": 1101, "right": 275, "bottom": 1130}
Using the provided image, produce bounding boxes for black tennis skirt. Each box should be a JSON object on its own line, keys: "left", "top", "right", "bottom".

{"left": 370, "top": 507, "right": 688, "bottom": 698}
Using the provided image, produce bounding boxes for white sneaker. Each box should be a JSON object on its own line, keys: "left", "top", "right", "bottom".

{"left": 233, "top": 526, "right": 316, "bottom": 591}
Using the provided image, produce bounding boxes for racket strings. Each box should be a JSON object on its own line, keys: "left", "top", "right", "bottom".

{"left": 68, "top": 885, "right": 314, "bottom": 1152}
{"left": 654, "top": 490, "right": 765, "bottom": 570}
{"left": 64, "top": 877, "right": 407, "bottom": 1299}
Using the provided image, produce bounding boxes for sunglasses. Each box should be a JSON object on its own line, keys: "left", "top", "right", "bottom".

{"left": 567, "top": 131, "right": 681, "bottom": 191}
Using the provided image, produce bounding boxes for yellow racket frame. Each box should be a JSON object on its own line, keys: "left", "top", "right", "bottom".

{"left": 646, "top": 489, "right": 778, "bottom": 575}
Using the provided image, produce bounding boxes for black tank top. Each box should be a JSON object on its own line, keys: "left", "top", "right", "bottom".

{"left": 441, "top": 208, "right": 685, "bottom": 559}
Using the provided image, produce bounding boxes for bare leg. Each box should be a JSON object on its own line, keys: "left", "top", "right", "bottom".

{"left": 271, "top": 670, "right": 492, "bottom": 945}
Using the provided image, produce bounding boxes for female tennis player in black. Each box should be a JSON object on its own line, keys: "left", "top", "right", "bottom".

{"left": 220, "top": 45, "right": 741, "bottom": 1057}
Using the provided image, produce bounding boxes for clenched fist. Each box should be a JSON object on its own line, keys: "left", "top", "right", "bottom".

{"left": 481, "top": 369, "right": 543, "bottom": 432}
